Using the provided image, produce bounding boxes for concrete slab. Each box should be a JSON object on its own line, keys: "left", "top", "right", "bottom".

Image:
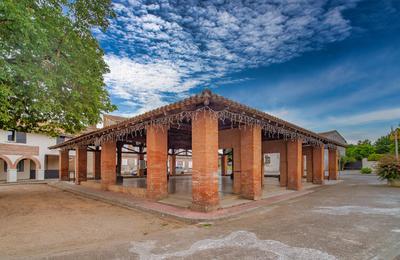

{"left": 48, "top": 178, "right": 325, "bottom": 223}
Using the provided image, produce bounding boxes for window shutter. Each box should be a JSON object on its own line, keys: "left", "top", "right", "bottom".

{"left": 16, "top": 132, "right": 27, "bottom": 144}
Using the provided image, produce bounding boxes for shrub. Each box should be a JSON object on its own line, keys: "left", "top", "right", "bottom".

{"left": 367, "top": 153, "right": 383, "bottom": 161}
{"left": 361, "top": 167, "right": 372, "bottom": 174}
{"left": 340, "top": 155, "right": 356, "bottom": 170}
{"left": 375, "top": 155, "right": 400, "bottom": 181}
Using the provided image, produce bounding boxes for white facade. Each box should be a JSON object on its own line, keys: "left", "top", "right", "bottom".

{"left": 0, "top": 130, "right": 61, "bottom": 182}
{"left": 362, "top": 158, "right": 378, "bottom": 170}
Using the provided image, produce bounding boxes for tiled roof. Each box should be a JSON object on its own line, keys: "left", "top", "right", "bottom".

{"left": 50, "top": 90, "right": 346, "bottom": 149}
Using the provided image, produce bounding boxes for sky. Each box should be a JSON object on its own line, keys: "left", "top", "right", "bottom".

{"left": 93, "top": 0, "right": 400, "bottom": 144}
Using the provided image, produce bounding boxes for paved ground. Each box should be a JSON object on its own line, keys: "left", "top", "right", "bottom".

{"left": 1, "top": 171, "right": 399, "bottom": 259}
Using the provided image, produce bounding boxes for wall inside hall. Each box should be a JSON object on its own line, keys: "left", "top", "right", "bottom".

{"left": 263, "top": 153, "right": 280, "bottom": 174}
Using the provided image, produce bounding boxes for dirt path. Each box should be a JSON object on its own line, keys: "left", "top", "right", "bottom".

{"left": 0, "top": 184, "right": 185, "bottom": 259}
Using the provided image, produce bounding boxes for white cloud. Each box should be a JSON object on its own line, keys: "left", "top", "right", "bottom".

{"left": 265, "top": 108, "right": 316, "bottom": 129}
{"left": 104, "top": 55, "right": 196, "bottom": 113}
{"left": 105, "top": 55, "right": 181, "bottom": 92}
{"left": 96, "top": 0, "right": 361, "bottom": 114}
{"left": 266, "top": 107, "right": 400, "bottom": 144}
{"left": 326, "top": 108, "right": 400, "bottom": 126}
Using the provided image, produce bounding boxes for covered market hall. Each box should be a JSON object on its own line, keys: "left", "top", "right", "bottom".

{"left": 50, "top": 90, "right": 345, "bottom": 212}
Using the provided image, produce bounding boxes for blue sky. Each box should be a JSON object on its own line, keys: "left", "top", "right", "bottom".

{"left": 94, "top": 0, "right": 400, "bottom": 144}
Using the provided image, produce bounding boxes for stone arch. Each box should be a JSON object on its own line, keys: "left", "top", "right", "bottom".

{"left": 13, "top": 156, "right": 42, "bottom": 170}
{"left": 0, "top": 155, "right": 13, "bottom": 169}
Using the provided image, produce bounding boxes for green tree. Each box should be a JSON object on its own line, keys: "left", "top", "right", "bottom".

{"left": 0, "top": 0, "right": 116, "bottom": 135}
{"left": 374, "top": 135, "right": 394, "bottom": 154}
{"left": 346, "top": 140, "right": 375, "bottom": 160}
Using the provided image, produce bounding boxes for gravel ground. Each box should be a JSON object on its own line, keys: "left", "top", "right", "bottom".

{"left": 0, "top": 171, "right": 399, "bottom": 259}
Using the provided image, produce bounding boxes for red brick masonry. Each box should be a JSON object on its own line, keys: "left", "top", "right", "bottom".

{"left": 191, "top": 110, "right": 220, "bottom": 212}
{"left": 146, "top": 125, "right": 168, "bottom": 200}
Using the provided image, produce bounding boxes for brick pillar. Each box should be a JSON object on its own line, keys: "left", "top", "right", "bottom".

{"left": 146, "top": 125, "right": 168, "bottom": 200}
{"left": 169, "top": 154, "right": 176, "bottom": 175}
{"left": 312, "top": 145, "right": 325, "bottom": 184}
{"left": 279, "top": 142, "right": 288, "bottom": 187}
{"left": 329, "top": 149, "right": 339, "bottom": 180}
{"left": 191, "top": 110, "right": 219, "bottom": 212}
{"left": 232, "top": 147, "right": 241, "bottom": 194}
{"left": 261, "top": 153, "right": 265, "bottom": 187}
{"left": 116, "top": 142, "right": 123, "bottom": 176}
{"left": 240, "top": 126, "right": 262, "bottom": 200}
{"left": 303, "top": 146, "right": 313, "bottom": 182}
{"left": 138, "top": 149, "right": 145, "bottom": 177}
{"left": 287, "top": 139, "right": 303, "bottom": 190}
{"left": 93, "top": 148, "right": 101, "bottom": 180}
{"left": 101, "top": 141, "right": 116, "bottom": 189}
{"left": 59, "top": 149, "right": 69, "bottom": 181}
{"left": 221, "top": 152, "right": 228, "bottom": 176}
{"left": 75, "top": 147, "right": 87, "bottom": 184}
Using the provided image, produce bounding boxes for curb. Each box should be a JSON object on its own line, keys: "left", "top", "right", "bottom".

{"left": 47, "top": 181, "right": 332, "bottom": 223}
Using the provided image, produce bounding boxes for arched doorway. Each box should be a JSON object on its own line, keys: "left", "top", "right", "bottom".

{"left": 13, "top": 156, "right": 41, "bottom": 180}
{"left": 0, "top": 155, "right": 12, "bottom": 181}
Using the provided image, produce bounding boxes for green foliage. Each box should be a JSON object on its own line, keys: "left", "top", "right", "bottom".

{"left": 367, "top": 153, "right": 383, "bottom": 161}
{"left": 375, "top": 155, "right": 400, "bottom": 181}
{"left": 360, "top": 167, "right": 372, "bottom": 174}
{"left": 0, "top": 0, "right": 116, "bottom": 135}
{"left": 0, "top": 84, "right": 12, "bottom": 126}
{"left": 346, "top": 140, "right": 375, "bottom": 161}
{"left": 374, "top": 135, "right": 395, "bottom": 154}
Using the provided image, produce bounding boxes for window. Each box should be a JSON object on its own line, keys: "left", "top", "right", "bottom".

{"left": 7, "top": 130, "right": 26, "bottom": 143}
{"left": 17, "top": 160, "right": 24, "bottom": 172}
{"left": 15, "top": 132, "right": 26, "bottom": 143}
{"left": 7, "top": 130, "right": 15, "bottom": 142}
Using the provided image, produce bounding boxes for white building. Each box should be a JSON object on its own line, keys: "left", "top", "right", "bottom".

{"left": 319, "top": 130, "right": 347, "bottom": 170}
{"left": 0, "top": 130, "right": 66, "bottom": 182}
{"left": 0, "top": 115, "right": 147, "bottom": 183}
{"left": 263, "top": 130, "right": 347, "bottom": 176}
